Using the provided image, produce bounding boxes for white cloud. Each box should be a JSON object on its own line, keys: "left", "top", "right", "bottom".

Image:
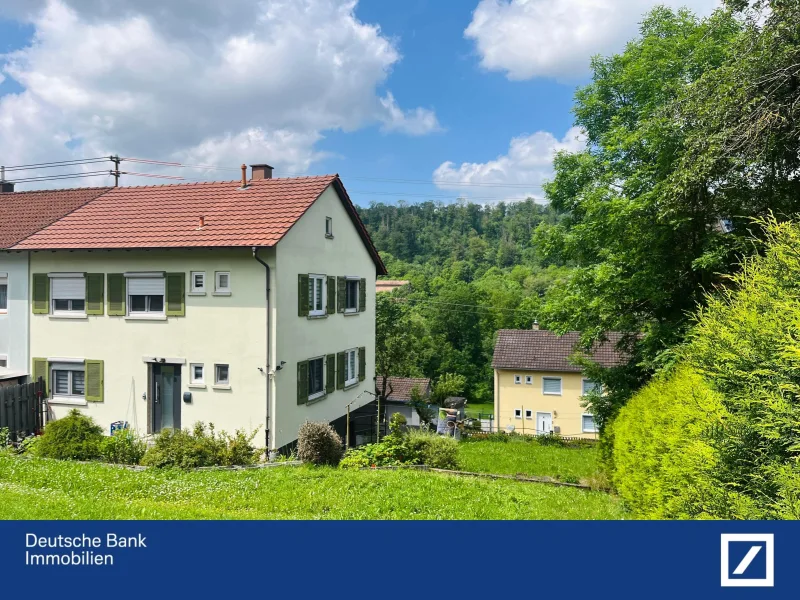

{"left": 465, "top": 0, "right": 721, "bottom": 81}
{"left": 433, "top": 126, "right": 585, "bottom": 202}
{"left": 0, "top": 0, "right": 438, "bottom": 187}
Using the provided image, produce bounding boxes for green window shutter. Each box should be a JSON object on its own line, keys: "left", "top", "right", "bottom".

{"left": 359, "top": 278, "right": 366, "bottom": 312}
{"left": 326, "top": 276, "right": 336, "bottom": 314}
{"left": 337, "top": 276, "right": 346, "bottom": 313}
{"left": 336, "top": 352, "right": 345, "bottom": 390}
{"left": 86, "top": 274, "right": 105, "bottom": 315}
{"left": 358, "top": 347, "right": 366, "bottom": 382}
{"left": 326, "top": 354, "right": 335, "bottom": 394}
{"left": 166, "top": 273, "right": 185, "bottom": 316}
{"left": 107, "top": 274, "right": 126, "bottom": 316}
{"left": 85, "top": 360, "right": 104, "bottom": 403}
{"left": 32, "top": 358, "right": 49, "bottom": 397}
{"left": 298, "top": 274, "right": 309, "bottom": 317}
{"left": 297, "top": 360, "right": 309, "bottom": 404}
{"left": 32, "top": 274, "right": 49, "bottom": 314}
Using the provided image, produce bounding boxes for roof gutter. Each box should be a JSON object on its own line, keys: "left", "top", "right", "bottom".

{"left": 252, "top": 247, "right": 272, "bottom": 454}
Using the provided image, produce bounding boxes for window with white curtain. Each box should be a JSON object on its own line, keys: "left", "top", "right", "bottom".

{"left": 542, "top": 377, "right": 562, "bottom": 395}
{"left": 50, "top": 274, "right": 85, "bottom": 314}
{"left": 344, "top": 348, "right": 358, "bottom": 386}
{"left": 308, "top": 274, "right": 325, "bottom": 316}
{"left": 127, "top": 274, "right": 165, "bottom": 315}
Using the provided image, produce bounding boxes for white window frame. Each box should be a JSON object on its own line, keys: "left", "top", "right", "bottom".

{"left": 214, "top": 271, "right": 231, "bottom": 295}
{"left": 525, "top": 375, "right": 533, "bottom": 385}
{"left": 50, "top": 361, "right": 87, "bottom": 406}
{"left": 190, "top": 271, "right": 206, "bottom": 294}
{"left": 308, "top": 274, "right": 326, "bottom": 317}
{"left": 190, "top": 363, "right": 205, "bottom": 385}
{"left": 542, "top": 376, "right": 562, "bottom": 396}
{"left": 50, "top": 273, "right": 86, "bottom": 317}
{"left": 0, "top": 274, "right": 7, "bottom": 314}
{"left": 582, "top": 378, "right": 602, "bottom": 396}
{"left": 344, "top": 276, "right": 360, "bottom": 313}
{"left": 525, "top": 409, "right": 533, "bottom": 419}
{"left": 344, "top": 348, "right": 358, "bottom": 387}
{"left": 514, "top": 408, "right": 522, "bottom": 419}
{"left": 514, "top": 375, "right": 522, "bottom": 385}
{"left": 126, "top": 273, "right": 166, "bottom": 318}
{"left": 214, "top": 363, "right": 230, "bottom": 386}
{"left": 308, "top": 356, "right": 326, "bottom": 401}
{"left": 325, "top": 216, "right": 333, "bottom": 237}
{"left": 582, "top": 413, "right": 599, "bottom": 433}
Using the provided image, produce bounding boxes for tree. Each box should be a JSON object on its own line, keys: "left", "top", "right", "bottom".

{"left": 375, "top": 292, "right": 418, "bottom": 401}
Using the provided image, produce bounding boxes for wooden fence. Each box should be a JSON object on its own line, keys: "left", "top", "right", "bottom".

{"left": 0, "top": 377, "right": 46, "bottom": 439}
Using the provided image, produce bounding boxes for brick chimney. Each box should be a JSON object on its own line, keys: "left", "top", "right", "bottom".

{"left": 250, "top": 164, "right": 273, "bottom": 180}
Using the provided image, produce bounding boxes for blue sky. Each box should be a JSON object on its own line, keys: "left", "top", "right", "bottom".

{"left": 0, "top": 0, "right": 718, "bottom": 205}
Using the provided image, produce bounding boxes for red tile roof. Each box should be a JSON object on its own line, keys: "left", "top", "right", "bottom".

{"left": 492, "top": 330, "right": 628, "bottom": 372}
{"left": 0, "top": 187, "right": 112, "bottom": 248}
{"left": 10, "top": 176, "right": 387, "bottom": 274}
{"left": 385, "top": 377, "right": 431, "bottom": 402}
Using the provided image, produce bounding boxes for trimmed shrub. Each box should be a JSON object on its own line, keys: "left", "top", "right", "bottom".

{"left": 297, "top": 421, "right": 343, "bottom": 466}
{"left": 406, "top": 429, "right": 459, "bottom": 469}
{"left": 36, "top": 409, "right": 104, "bottom": 461}
{"left": 101, "top": 429, "right": 147, "bottom": 465}
{"left": 141, "top": 422, "right": 260, "bottom": 469}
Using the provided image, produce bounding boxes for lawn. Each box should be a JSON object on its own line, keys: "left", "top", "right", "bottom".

{"left": 458, "top": 438, "right": 600, "bottom": 484}
{"left": 0, "top": 453, "right": 623, "bottom": 520}
{"left": 465, "top": 401, "right": 494, "bottom": 417}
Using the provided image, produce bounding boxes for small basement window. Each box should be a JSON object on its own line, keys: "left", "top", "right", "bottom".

{"left": 214, "top": 364, "right": 229, "bottom": 385}
{"left": 514, "top": 408, "right": 522, "bottom": 419}
{"left": 190, "top": 363, "right": 204, "bottom": 384}
{"left": 191, "top": 272, "right": 206, "bottom": 294}
{"left": 525, "top": 409, "right": 533, "bottom": 419}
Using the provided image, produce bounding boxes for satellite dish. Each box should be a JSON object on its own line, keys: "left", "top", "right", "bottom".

{"left": 506, "top": 424, "right": 515, "bottom": 433}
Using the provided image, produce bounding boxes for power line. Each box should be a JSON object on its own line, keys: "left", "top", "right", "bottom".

{"left": 3, "top": 157, "right": 112, "bottom": 172}
{"left": 391, "top": 296, "right": 537, "bottom": 315}
{"left": 6, "top": 171, "right": 112, "bottom": 184}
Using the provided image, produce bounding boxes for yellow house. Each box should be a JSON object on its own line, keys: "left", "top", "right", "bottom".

{"left": 492, "top": 328, "right": 625, "bottom": 439}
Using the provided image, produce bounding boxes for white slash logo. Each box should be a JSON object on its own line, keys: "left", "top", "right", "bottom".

{"left": 720, "top": 534, "right": 774, "bottom": 587}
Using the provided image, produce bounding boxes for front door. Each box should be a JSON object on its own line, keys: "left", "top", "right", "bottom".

{"left": 536, "top": 412, "right": 552, "bottom": 435}
{"left": 151, "top": 364, "right": 181, "bottom": 433}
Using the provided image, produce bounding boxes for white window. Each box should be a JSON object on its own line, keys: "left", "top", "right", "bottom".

{"left": 190, "top": 272, "right": 206, "bottom": 294}
{"left": 215, "top": 271, "right": 231, "bottom": 294}
{"left": 127, "top": 274, "right": 165, "bottom": 316}
{"left": 214, "top": 364, "right": 229, "bottom": 385}
{"left": 50, "top": 274, "right": 86, "bottom": 315}
{"left": 308, "top": 274, "right": 326, "bottom": 316}
{"left": 344, "top": 348, "right": 358, "bottom": 386}
{"left": 0, "top": 275, "right": 7, "bottom": 313}
{"left": 190, "top": 363, "right": 204, "bottom": 384}
{"left": 582, "top": 379, "right": 602, "bottom": 395}
{"left": 345, "top": 278, "right": 359, "bottom": 312}
{"left": 525, "top": 375, "right": 533, "bottom": 385}
{"left": 308, "top": 357, "right": 325, "bottom": 400}
{"left": 582, "top": 414, "right": 598, "bottom": 433}
{"left": 51, "top": 362, "right": 85, "bottom": 401}
{"left": 514, "top": 408, "right": 522, "bottom": 419}
{"left": 525, "top": 409, "right": 533, "bottom": 419}
{"left": 514, "top": 375, "right": 522, "bottom": 385}
{"left": 542, "top": 377, "right": 562, "bottom": 395}
{"left": 325, "top": 217, "right": 333, "bottom": 237}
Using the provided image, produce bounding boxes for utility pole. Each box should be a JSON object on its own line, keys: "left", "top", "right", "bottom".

{"left": 110, "top": 155, "right": 121, "bottom": 187}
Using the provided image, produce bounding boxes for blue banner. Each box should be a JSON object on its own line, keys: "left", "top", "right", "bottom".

{"left": 0, "top": 520, "right": 794, "bottom": 598}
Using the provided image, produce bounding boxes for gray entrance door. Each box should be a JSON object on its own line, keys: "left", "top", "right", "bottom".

{"left": 151, "top": 364, "right": 181, "bottom": 433}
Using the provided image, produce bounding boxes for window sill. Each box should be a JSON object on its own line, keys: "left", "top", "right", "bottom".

{"left": 188, "top": 291, "right": 206, "bottom": 297}
{"left": 307, "top": 393, "right": 327, "bottom": 406}
{"left": 307, "top": 314, "right": 328, "bottom": 320}
{"left": 49, "top": 396, "right": 88, "bottom": 407}
{"left": 325, "top": 234, "right": 334, "bottom": 239}
{"left": 49, "top": 314, "right": 88, "bottom": 320}
{"left": 125, "top": 314, "right": 167, "bottom": 321}
{"left": 212, "top": 384, "right": 231, "bottom": 391}
{"left": 213, "top": 291, "right": 231, "bottom": 297}
{"left": 343, "top": 311, "right": 360, "bottom": 317}
{"left": 188, "top": 383, "right": 207, "bottom": 389}
{"left": 542, "top": 392, "right": 562, "bottom": 396}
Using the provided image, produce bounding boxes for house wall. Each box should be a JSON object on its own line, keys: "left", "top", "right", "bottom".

{"left": 495, "top": 369, "right": 598, "bottom": 439}
{"left": 28, "top": 248, "right": 272, "bottom": 442}
{"left": 386, "top": 403, "right": 420, "bottom": 428}
{"left": 0, "top": 252, "right": 29, "bottom": 378}
{"left": 273, "top": 185, "right": 377, "bottom": 449}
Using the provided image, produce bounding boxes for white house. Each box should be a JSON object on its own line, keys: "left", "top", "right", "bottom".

{"left": 10, "top": 166, "right": 386, "bottom": 451}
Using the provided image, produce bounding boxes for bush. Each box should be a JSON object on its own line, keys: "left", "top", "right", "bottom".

{"left": 35, "top": 409, "right": 104, "bottom": 461}
{"left": 339, "top": 426, "right": 459, "bottom": 470}
{"left": 296, "top": 421, "right": 343, "bottom": 466}
{"left": 0, "top": 427, "right": 9, "bottom": 448}
{"left": 141, "top": 422, "right": 260, "bottom": 469}
{"left": 101, "top": 429, "right": 147, "bottom": 465}
{"left": 405, "top": 429, "right": 459, "bottom": 469}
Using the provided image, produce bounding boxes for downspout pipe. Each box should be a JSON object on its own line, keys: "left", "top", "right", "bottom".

{"left": 253, "top": 247, "right": 271, "bottom": 453}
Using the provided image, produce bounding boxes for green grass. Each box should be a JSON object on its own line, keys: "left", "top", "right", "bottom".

{"left": 0, "top": 453, "right": 623, "bottom": 520}
{"left": 465, "top": 402, "right": 494, "bottom": 417}
{"left": 458, "top": 439, "right": 600, "bottom": 484}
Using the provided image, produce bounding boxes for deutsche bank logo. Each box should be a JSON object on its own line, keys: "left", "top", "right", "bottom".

{"left": 720, "top": 534, "right": 774, "bottom": 587}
